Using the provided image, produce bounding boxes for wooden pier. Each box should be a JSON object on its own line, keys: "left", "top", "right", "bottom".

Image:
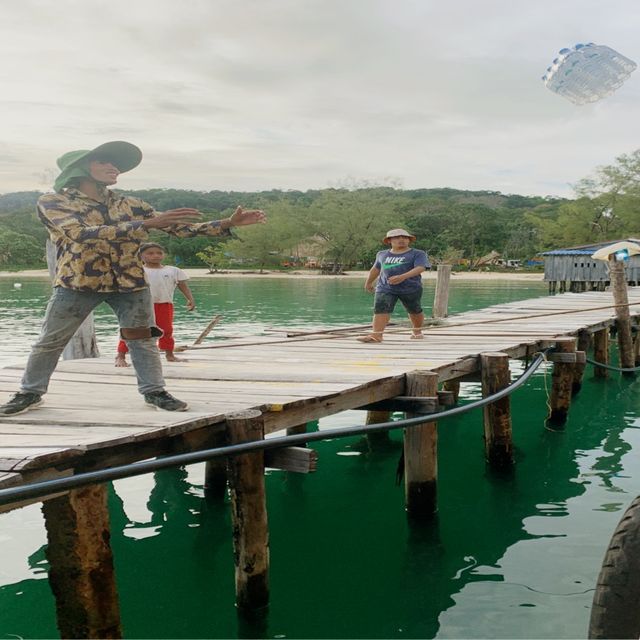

{"left": 2, "top": 288, "right": 640, "bottom": 637}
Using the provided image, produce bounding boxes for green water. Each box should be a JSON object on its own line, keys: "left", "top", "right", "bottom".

{"left": 1, "top": 276, "right": 638, "bottom": 639}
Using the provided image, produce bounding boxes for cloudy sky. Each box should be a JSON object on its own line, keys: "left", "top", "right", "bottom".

{"left": 1, "top": 0, "right": 638, "bottom": 197}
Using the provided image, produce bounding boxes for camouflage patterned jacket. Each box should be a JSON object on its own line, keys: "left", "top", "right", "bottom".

{"left": 38, "top": 188, "right": 230, "bottom": 292}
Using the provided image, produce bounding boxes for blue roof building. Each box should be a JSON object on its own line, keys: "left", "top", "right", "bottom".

{"left": 540, "top": 239, "right": 640, "bottom": 292}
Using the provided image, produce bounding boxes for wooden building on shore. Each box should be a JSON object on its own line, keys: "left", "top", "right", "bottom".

{"left": 541, "top": 238, "right": 640, "bottom": 293}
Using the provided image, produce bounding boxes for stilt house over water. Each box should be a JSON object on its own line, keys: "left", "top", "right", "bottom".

{"left": 542, "top": 238, "right": 640, "bottom": 293}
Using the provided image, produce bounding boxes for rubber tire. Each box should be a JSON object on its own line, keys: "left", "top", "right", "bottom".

{"left": 589, "top": 495, "right": 640, "bottom": 638}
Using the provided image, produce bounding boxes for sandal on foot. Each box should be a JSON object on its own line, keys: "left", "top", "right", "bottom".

{"left": 410, "top": 331, "right": 424, "bottom": 340}
{"left": 357, "top": 334, "right": 383, "bottom": 343}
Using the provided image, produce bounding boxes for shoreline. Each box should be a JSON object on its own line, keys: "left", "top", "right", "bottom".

{"left": 0, "top": 269, "right": 545, "bottom": 281}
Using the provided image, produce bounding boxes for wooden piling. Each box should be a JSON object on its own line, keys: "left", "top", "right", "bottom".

{"left": 203, "top": 432, "right": 228, "bottom": 500}
{"left": 443, "top": 379, "right": 460, "bottom": 403}
{"left": 546, "top": 337, "right": 577, "bottom": 427}
{"left": 593, "top": 328, "right": 609, "bottom": 378}
{"left": 572, "top": 330, "right": 591, "bottom": 395}
{"left": 365, "top": 410, "right": 392, "bottom": 446}
{"left": 480, "top": 352, "right": 513, "bottom": 467}
{"left": 42, "top": 485, "right": 121, "bottom": 639}
{"left": 609, "top": 255, "right": 635, "bottom": 376}
{"left": 433, "top": 264, "right": 452, "bottom": 319}
{"left": 204, "top": 460, "right": 227, "bottom": 500}
{"left": 226, "top": 409, "right": 270, "bottom": 610}
{"left": 286, "top": 423, "right": 308, "bottom": 436}
{"left": 403, "top": 371, "right": 439, "bottom": 518}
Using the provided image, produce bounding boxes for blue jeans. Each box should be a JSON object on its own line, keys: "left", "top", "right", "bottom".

{"left": 20, "top": 287, "right": 165, "bottom": 396}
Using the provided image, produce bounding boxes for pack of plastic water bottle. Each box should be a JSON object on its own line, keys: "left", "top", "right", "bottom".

{"left": 542, "top": 43, "right": 636, "bottom": 105}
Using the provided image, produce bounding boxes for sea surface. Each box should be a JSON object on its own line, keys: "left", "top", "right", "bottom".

{"left": 0, "top": 275, "right": 638, "bottom": 639}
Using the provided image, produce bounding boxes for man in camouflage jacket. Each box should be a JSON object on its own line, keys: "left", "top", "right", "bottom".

{"left": 0, "top": 141, "right": 266, "bottom": 415}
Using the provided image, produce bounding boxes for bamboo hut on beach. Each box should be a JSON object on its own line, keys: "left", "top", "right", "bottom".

{"left": 542, "top": 238, "right": 640, "bottom": 293}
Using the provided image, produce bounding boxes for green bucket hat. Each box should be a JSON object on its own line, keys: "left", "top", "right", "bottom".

{"left": 54, "top": 141, "right": 142, "bottom": 192}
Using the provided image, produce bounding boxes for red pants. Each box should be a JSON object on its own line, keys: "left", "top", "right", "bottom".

{"left": 117, "top": 302, "right": 175, "bottom": 354}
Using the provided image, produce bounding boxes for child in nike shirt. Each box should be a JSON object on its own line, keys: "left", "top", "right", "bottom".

{"left": 358, "top": 228, "right": 430, "bottom": 343}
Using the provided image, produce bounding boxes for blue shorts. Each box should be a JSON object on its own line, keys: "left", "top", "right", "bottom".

{"left": 374, "top": 289, "right": 423, "bottom": 314}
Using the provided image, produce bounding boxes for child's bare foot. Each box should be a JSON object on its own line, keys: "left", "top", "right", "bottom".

{"left": 115, "top": 355, "right": 130, "bottom": 367}
{"left": 165, "top": 352, "right": 187, "bottom": 362}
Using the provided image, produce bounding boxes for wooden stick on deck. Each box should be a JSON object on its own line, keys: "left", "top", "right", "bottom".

{"left": 609, "top": 256, "right": 635, "bottom": 376}
{"left": 403, "top": 371, "right": 439, "bottom": 518}
{"left": 192, "top": 314, "right": 223, "bottom": 345}
{"left": 480, "top": 352, "right": 513, "bottom": 467}
{"left": 546, "top": 337, "right": 577, "bottom": 427}
{"left": 227, "top": 409, "right": 270, "bottom": 610}
{"left": 593, "top": 328, "right": 609, "bottom": 378}
{"left": 42, "top": 485, "right": 121, "bottom": 639}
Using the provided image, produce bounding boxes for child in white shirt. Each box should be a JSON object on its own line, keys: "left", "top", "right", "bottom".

{"left": 116, "top": 243, "right": 195, "bottom": 367}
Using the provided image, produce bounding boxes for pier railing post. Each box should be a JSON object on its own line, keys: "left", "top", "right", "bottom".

{"left": 227, "top": 409, "right": 270, "bottom": 611}
{"left": 593, "top": 328, "right": 609, "bottom": 378}
{"left": 432, "top": 264, "right": 452, "bottom": 319}
{"left": 42, "top": 484, "right": 121, "bottom": 639}
{"left": 547, "top": 337, "right": 577, "bottom": 427}
{"left": 480, "top": 352, "right": 513, "bottom": 467}
{"left": 404, "top": 371, "right": 439, "bottom": 518}
{"left": 609, "top": 255, "right": 635, "bottom": 376}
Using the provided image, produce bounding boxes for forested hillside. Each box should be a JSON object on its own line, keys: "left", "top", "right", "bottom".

{"left": 1, "top": 149, "right": 638, "bottom": 270}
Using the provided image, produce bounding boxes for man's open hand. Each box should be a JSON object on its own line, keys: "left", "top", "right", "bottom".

{"left": 227, "top": 206, "right": 267, "bottom": 227}
{"left": 143, "top": 208, "right": 203, "bottom": 229}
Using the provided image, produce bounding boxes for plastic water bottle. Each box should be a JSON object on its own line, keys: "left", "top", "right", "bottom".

{"left": 543, "top": 43, "right": 637, "bottom": 104}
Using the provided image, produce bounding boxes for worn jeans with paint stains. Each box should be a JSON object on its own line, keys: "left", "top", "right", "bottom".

{"left": 20, "top": 286, "right": 165, "bottom": 395}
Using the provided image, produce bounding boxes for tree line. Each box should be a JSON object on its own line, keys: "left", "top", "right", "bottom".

{"left": 1, "top": 149, "right": 639, "bottom": 271}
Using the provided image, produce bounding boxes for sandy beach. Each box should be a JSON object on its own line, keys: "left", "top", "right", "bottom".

{"left": 0, "top": 268, "right": 544, "bottom": 281}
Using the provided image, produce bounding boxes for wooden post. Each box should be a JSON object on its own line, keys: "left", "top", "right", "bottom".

{"left": 365, "top": 410, "right": 391, "bottom": 446}
{"left": 546, "top": 337, "right": 577, "bottom": 428}
{"left": 42, "top": 485, "right": 121, "bottom": 639}
{"left": 609, "top": 255, "right": 635, "bottom": 376}
{"left": 634, "top": 326, "right": 640, "bottom": 366}
{"left": 286, "top": 423, "right": 307, "bottom": 436}
{"left": 432, "top": 264, "right": 451, "bottom": 319}
{"left": 404, "top": 371, "right": 439, "bottom": 518}
{"left": 572, "top": 330, "right": 591, "bottom": 395}
{"left": 227, "top": 409, "right": 269, "bottom": 610}
{"left": 204, "top": 461, "right": 227, "bottom": 500}
{"left": 480, "top": 352, "right": 513, "bottom": 467}
{"left": 442, "top": 379, "right": 460, "bottom": 403}
{"left": 593, "top": 328, "right": 609, "bottom": 378}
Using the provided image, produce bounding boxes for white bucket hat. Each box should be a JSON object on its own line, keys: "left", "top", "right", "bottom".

{"left": 383, "top": 228, "right": 416, "bottom": 244}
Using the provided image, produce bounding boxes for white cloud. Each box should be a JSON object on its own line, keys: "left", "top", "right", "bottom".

{"left": 0, "top": 0, "right": 639, "bottom": 196}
